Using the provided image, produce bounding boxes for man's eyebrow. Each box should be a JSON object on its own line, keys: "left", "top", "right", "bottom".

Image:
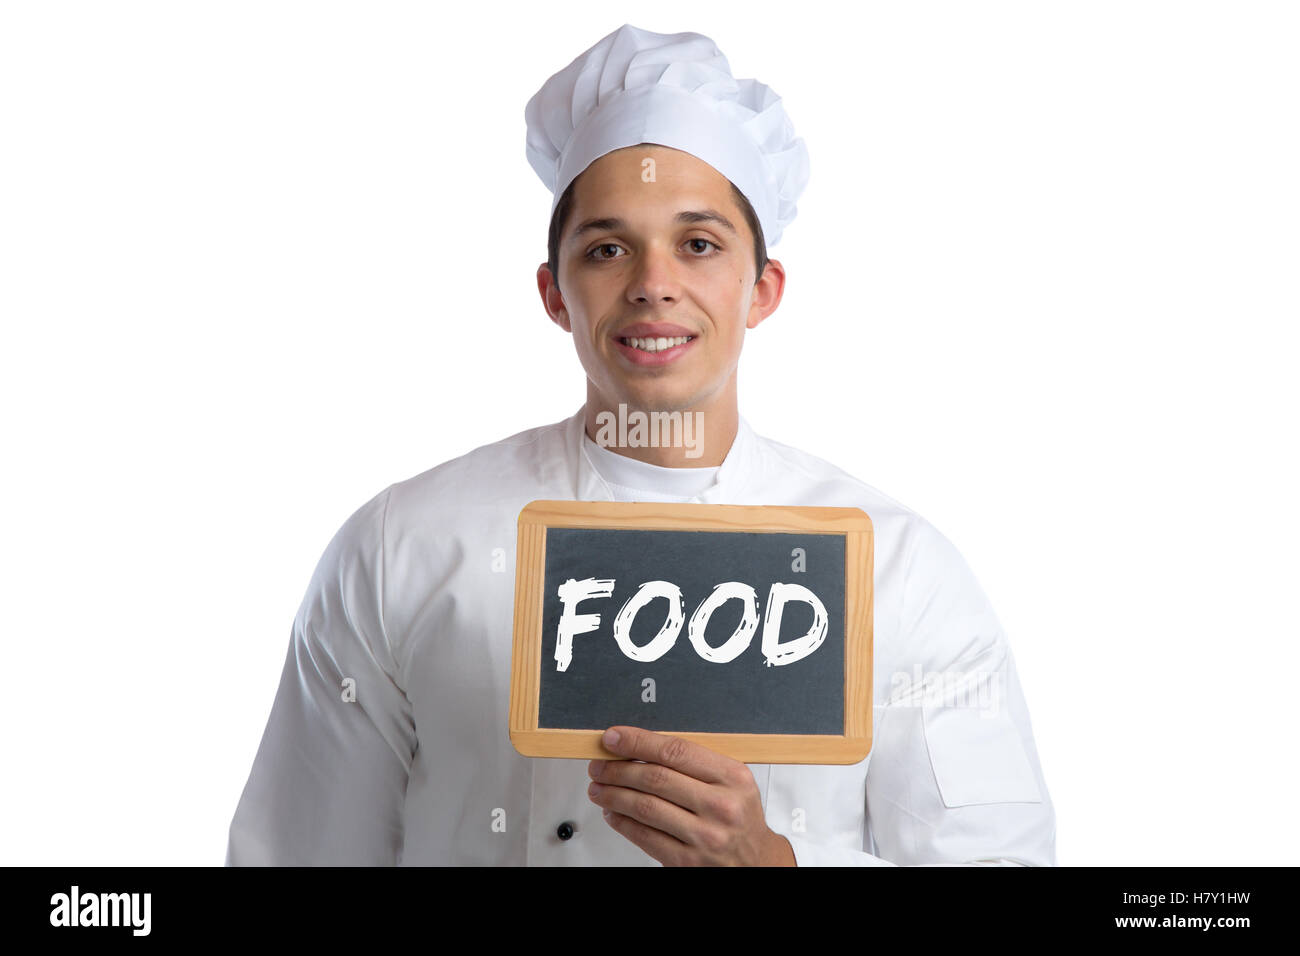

{"left": 569, "top": 209, "right": 739, "bottom": 242}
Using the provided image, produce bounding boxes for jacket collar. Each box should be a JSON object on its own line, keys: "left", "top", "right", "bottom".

{"left": 567, "top": 404, "right": 761, "bottom": 503}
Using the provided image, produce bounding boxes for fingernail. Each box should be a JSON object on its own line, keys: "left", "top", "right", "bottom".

{"left": 588, "top": 759, "right": 605, "bottom": 778}
{"left": 587, "top": 782, "right": 602, "bottom": 797}
{"left": 603, "top": 729, "right": 621, "bottom": 748}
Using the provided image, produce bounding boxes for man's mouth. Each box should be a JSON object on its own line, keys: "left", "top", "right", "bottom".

{"left": 618, "top": 335, "right": 695, "bottom": 353}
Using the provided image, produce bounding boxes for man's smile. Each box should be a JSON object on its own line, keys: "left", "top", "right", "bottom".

{"left": 620, "top": 334, "right": 693, "bottom": 352}
{"left": 613, "top": 335, "right": 697, "bottom": 366}
{"left": 612, "top": 321, "right": 698, "bottom": 366}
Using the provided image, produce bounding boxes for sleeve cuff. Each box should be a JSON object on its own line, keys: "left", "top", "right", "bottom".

{"left": 784, "top": 833, "right": 898, "bottom": 867}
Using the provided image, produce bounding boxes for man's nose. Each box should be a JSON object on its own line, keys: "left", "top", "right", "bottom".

{"left": 628, "top": 242, "right": 681, "bottom": 303}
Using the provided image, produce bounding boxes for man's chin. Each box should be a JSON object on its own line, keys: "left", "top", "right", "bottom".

{"left": 602, "top": 389, "right": 701, "bottom": 416}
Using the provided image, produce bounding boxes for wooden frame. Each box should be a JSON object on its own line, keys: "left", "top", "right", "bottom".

{"left": 509, "top": 500, "right": 873, "bottom": 764}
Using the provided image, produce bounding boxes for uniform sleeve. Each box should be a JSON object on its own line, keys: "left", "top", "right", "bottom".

{"left": 225, "top": 486, "right": 417, "bottom": 865}
{"left": 783, "top": 518, "right": 1056, "bottom": 867}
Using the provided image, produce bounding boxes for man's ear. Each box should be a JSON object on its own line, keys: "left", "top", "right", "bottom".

{"left": 745, "top": 258, "right": 786, "bottom": 331}
{"left": 537, "top": 262, "right": 571, "bottom": 333}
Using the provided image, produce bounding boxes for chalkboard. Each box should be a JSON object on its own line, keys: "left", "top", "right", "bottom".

{"left": 509, "top": 501, "right": 873, "bottom": 764}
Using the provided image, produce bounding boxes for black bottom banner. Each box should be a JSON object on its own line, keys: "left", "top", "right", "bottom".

{"left": 7, "top": 865, "right": 1281, "bottom": 942}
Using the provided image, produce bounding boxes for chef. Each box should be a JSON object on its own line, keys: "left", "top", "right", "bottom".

{"left": 226, "top": 23, "right": 1056, "bottom": 866}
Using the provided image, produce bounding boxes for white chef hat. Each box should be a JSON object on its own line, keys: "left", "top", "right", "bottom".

{"left": 524, "top": 23, "right": 810, "bottom": 248}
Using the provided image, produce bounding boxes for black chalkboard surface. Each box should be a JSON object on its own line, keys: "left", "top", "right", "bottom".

{"left": 509, "top": 501, "right": 873, "bottom": 764}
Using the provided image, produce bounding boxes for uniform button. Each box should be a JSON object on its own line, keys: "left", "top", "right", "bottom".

{"left": 556, "top": 821, "right": 575, "bottom": 841}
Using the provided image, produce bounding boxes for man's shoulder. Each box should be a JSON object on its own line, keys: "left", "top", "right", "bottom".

{"left": 747, "top": 427, "right": 984, "bottom": 586}
{"left": 380, "top": 414, "right": 574, "bottom": 520}
{"left": 406, "top": 416, "right": 567, "bottom": 482}
{"left": 751, "top": 429, "right": 1004, "bottom": 648}
{"left": 306, "top": 417, "right": 570, "bottom": 568}
{"left": 749, "top": 426, "right": 923, "bottom": 527}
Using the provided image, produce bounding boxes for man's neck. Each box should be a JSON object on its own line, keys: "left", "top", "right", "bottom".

{"left": 583, "top": 388, "right": 738, "bottom": 469}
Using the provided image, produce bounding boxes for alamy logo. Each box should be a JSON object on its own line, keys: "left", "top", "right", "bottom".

{"left": 49, "top": 885, "right": 151, "bottom": 936}
{"left": 593, "top": 403, "right": 705, "bottom": 459}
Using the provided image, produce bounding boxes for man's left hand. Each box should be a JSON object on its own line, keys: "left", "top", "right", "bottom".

{"left": 586, "top": 725, "right": 796, "bottom": 866}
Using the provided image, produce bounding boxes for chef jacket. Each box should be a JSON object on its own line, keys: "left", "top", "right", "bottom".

{"left": 225, "top": 406, "right": 1056, "bottom": 866}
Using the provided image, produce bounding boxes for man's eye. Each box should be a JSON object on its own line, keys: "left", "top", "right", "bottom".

{"left": 686, "top": 238, "right": 721, "bottom": 255}
{"left": 587, "top": 243, "right": 624, "bottom": 260}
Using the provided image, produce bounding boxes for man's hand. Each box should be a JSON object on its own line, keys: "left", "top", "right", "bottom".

{"left": 586, "top": 725, "right": 797, "bottom": 866}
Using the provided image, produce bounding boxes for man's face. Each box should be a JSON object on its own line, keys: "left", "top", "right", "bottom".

{"left": 539, "top": 144, "right": 783, "bottom": 415}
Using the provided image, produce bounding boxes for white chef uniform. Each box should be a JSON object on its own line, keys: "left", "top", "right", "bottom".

{"left": 225, "top": 406, "right": 1056, "bottom": 866}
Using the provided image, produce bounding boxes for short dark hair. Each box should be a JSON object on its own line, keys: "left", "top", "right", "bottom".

{"left": 546, "top": 172, "right": 769, "bottom": 295}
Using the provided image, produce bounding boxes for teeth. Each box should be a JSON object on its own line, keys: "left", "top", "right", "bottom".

{"left": 621, "top": 335, "right": 693, "bottom": 352}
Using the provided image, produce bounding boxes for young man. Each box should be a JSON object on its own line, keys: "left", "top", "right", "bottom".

{"left": 226, "top": 23, "right": 1055, "bottom": 866}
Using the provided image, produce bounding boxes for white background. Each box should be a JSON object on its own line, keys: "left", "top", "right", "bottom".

{"left": 2, "top": 0, "right": 1296, "bottom": 866}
